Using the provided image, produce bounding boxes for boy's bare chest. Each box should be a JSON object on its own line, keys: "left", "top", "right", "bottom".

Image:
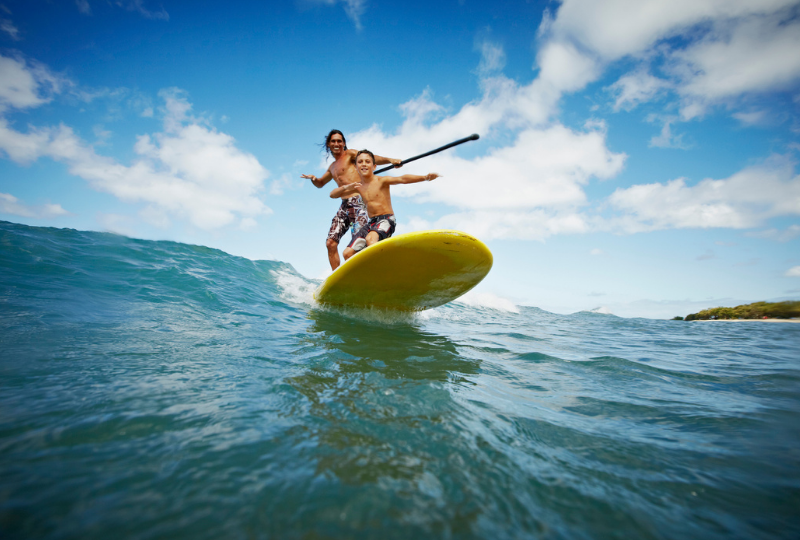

{"left": 362, "top": 181, "right": 388, "bottom": 201}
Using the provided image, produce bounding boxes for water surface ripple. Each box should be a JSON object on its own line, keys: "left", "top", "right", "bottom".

{"left": 1, "top": 221, "right": 798, "bottom": 539}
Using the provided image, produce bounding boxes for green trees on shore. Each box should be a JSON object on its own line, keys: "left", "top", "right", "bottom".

{"left": 683, "top": 301, "right": 800, "bottom": 321}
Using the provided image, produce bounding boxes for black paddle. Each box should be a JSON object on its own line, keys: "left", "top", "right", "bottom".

{"left": 373, "top": 133, "right": 480, "bottom": 174}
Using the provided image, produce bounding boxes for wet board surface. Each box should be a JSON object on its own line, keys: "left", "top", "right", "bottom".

{"left": 314, "top": 230, "right": 493, "bottom": 311}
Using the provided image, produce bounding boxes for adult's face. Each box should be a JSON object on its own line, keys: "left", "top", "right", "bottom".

{"left": 328, "top": 134, "right": 345, "bottom": 155}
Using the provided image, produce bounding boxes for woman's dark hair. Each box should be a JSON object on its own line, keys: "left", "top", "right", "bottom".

{"left": 322, "top": 129, "right": 347, "bottom": 156}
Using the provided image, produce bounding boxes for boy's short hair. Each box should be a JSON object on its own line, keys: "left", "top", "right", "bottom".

{"left": 356, "top": 149, "right": 375, "bottom": 164}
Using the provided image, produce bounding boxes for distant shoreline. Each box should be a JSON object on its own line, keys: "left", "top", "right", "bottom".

{"left": 697, "top": 319, "right": 800, "bottom": 323}
{"left": 683, "top": 301, "right": 799, "bottom": 321}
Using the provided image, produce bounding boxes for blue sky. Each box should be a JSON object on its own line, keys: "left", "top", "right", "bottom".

{"left": 1, "top": 0, "right": 799, "bottom": 318}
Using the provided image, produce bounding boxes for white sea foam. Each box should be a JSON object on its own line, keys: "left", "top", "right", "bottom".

{"left": 314, "top": 304, "right": 419, "bottom": 326}
{"left": 272, "top": 269, "right": 317, "bottom": 305}
{"left": 454, "top": 290, "right": 519, "bottom": 313}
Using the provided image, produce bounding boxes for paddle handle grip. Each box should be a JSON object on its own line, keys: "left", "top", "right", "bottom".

{"left": 373, "top": 133, "right": 479, "bottom": 174}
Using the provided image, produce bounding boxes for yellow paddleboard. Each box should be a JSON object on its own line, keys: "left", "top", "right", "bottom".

{"left": 314, "top": 230, "right": 493, "bottom": 311}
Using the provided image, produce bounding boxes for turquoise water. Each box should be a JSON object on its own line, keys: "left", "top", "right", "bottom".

{"left": 1, "top": 220, "right": 799, "bottom": 539}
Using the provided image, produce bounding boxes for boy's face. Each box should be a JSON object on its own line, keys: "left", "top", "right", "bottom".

{"left": 356, "top": 153, "right": 375, "bottom": 176}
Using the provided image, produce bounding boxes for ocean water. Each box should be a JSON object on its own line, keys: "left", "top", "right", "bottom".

{"left": 1, "top": 220, "right": 799, "bottom": 540}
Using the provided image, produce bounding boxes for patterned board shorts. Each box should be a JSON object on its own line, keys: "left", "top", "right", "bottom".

{"left": 347, "top": 214, "right": 396, "bottom": 252}
{"left": 327, "top": 196, "right": 368, "bottom": 244}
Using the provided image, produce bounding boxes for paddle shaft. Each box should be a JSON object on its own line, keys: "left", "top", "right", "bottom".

{"left": 373, "top": 133, "right": 479, "bottom": 174}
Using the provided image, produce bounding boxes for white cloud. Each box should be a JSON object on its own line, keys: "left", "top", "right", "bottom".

{"left": 93, "top": 124, "right": 112, "bottom": 144}
{"left": 406, "top": 125, "right": 624, "bottom": 210}
{"left": 476, "top": 40, "right": 506, "bottom": 78}
{"left": 548, "top": 0, "right": 796, "bottom": 61}
{"left": 75, "top": 0, "right": 91, "bottom": 15}
{"left": 673, "top": 13, "right": 800, "bottom": 109}
{"left": 536, "top": 40, "right": 600, "bottom": 93}
{"left": 119, "top": 90, "right": 271, "bottom": 229}
{"left": 159, "top": 88, "right": 194, "bottom": 132}
{"left": 404, "top": 209, "right": 592, "bottom": 242}
{"left": 269, "top": 172, "right": 303, "bottom": 195}
{"left": 732, "top": 110, "right": 770, "bottom": 126}
{"left": 397, "top": 87, "right": 446, "bottom": 127}
{"left": 343, "top": 2, "right": 800, "bottom": 242}
{"left": 608, "top": 157, "right": 800, "bottom": 232}
{"left": 303, "top": 0, "right": 366, "bottom": 30}
{"left": 349, "top": 55, "right": 569, "bottom": 157}
{"left": 648, "top": 117, "right": 690, "bottom": 149}
{"left": 342, "top": 1, "right": 799, "bottom": 244}
{"left": 239, "top": 217, "right": 257, "bottom": 231}
{"left": 66, "top": 86, "right": 157, "bottom": 125}
{"left": 608, "top": 69, "right": 671, "bottom": 111}
{"left": 0, "top": 192, "right": 69, "bottom": 218}
{"left": 0, "top": 55, "right": 66, "bottom": 112}
{"left": 746, "top": 224, "right": 800, "bottom": 242}
{"left": 1, "top": 18, "right": 20, "bottom": 40}
{"left": 80, "top": 0, "right": 169, "bottom": 20}
{"left": 129, "top": 0, "right": 168, "bottom": 20}
{"left": 0, "top": 69, "right": 272, "bottom": 231}
{"left": 341, "top": 0, "right": 366, "bottom": 30}
{"left": 786, "top": 266, "right": 800, "bottom": 277}
{"left": 544, "top": 0, "right": 800, "bottom": 120}
{"left": 349, "top": 88, "right": 625, "bottom": 240}
{"left": 138, "top": 205, "right": 171, "bottom": 229}
{"left": 0, "top": 119, "right": 59, "bottom": 162}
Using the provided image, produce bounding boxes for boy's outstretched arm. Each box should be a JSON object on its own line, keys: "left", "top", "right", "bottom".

{"left": 329, "top": 182, "right": 361, "bottom": 199}
{"left": 386, "top": 173, "right": 439, "bottom": 185}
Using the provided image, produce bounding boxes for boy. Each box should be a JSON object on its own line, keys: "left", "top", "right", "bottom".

{"left": 329, "top": 149, "right": 439, "bottom": 262}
